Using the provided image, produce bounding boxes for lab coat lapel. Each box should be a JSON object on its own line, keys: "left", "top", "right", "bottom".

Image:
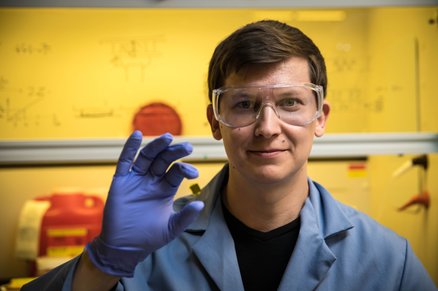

{"left": 278, "top": 197, "right": 336, "bottom": 290}
{"left": 278, "top": 180, "right": 353, "bottom": 291}
{"left": 192, "top": 198, "right": 244, "bottom": 291}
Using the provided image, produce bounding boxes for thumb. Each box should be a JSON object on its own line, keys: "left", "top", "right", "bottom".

{"left": 168, "top": 201, "right": 204, "bottom": 236}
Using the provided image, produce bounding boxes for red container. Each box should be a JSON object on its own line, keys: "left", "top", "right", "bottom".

{"left": 37, "top": 193, "right": 104, "bottom": 258}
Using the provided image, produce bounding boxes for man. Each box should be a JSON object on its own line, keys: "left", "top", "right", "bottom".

{"left": 23, "top": 20, "right": 436, "bottom": 291}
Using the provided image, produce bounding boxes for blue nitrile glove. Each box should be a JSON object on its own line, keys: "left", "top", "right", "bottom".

{"left": 86, "top": 131, "right": 204, "bottom": 277}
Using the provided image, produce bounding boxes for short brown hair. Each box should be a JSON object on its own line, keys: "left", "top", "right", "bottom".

{"left": 207, "top": 20, "right": 327, "bottom": 101}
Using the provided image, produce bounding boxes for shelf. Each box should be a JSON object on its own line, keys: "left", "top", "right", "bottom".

{"left": 0, "top": 133, "right": 437, "bottom": 166}
{"left": 0, "top": 0, "right": 436, "bottom": 8}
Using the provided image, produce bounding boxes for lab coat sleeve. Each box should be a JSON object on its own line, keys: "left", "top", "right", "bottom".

{"left": 21, "top": 256, "right": 80, "bottom": 291}
{"left": 21, "top": 255, "right": 125, "bottom": 291}
{"left": 400, "top": 240, "right": 437, "bottom": 291}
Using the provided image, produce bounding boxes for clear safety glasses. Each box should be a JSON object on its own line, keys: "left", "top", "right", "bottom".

{"left": 212, "top": 83, "right": 324, "bottom": 128}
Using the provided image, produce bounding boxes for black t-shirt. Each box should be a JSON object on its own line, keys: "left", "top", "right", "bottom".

{"left": 223, "top": 203, "right": 300, "bottom": 291}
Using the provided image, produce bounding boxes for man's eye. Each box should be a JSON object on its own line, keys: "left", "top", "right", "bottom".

{"left": 279, "top": 98, "right": 299, "bottom": 107}
{"left": 235, "top": 100, "right": 253, "bottom": 109}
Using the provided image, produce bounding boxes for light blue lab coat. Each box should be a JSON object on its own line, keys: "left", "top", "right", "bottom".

{"left": 23, "top": 166, "right": 436, "bottom": 291}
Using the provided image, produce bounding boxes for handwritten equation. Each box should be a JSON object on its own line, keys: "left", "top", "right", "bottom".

{"left": 328, "top": 88, "right": 384, "bottom": 113}
{"left": 15, "top": 42, "right": 51, "bottom": 55}
{"left": 0, "top": 76, "right": 60, "bottom": 127}
{"left": 100, "top": 35, "right": 165, "bottom": 82}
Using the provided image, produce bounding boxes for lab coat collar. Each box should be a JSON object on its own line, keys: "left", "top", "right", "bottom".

{"left": 185, "top": 165, "right": 229, "bottom": 231}
{"left": 188, "top": 165, "right": 244, "bottom": 290}
{"left": 191, "top": 195, "right": 244, "bottom": 290}
{"left": 185, "top": 166, "right": 354, "bottom": 290}
{"left": 185, "top": 167, "right": 354, "bottom": 238}
{"left": 308, "top": 179, "right": 354, "bottom": 240}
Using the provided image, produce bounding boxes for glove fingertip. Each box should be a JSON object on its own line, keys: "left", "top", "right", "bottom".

{"left": 181, "top": 200, "right": 204, "bottom": 221}
{"left": 115, "top": 131, "right": 143, "bottom": 176}
{"left": 170, "top": 201, "right": 204, "bottom": 235}
{"left": 180, "top": 163, "right": 199, "bottom": 179}
{"left": 182, "top": 142, "right": 193, "bottom": 154}
{"left": 161, "top": 132, "right": 174, "bottom": 142}
{"left": 187, "top": 200, "right": 205, "bottom": 212}
{"left": 132, "top": 130, "right": 143, "bottom": 139}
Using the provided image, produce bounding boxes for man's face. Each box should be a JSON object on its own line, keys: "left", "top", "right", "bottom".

{"left": 208, "top": 57, "right": 329, "bottom": 186}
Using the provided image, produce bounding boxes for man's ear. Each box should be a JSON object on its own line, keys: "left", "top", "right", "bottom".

{"left": 315, "top": 101, "right": 330, "bottom": 137}
{"left": 207, "top": 104, "right": 222, "bottom": 140}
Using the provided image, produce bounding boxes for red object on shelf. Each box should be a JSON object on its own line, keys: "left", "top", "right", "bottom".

{"left": 36, "top": 193, "right": 104, "bottom": 257}
{"left": 132, "top": 102, "right": 182, "bottom": 136}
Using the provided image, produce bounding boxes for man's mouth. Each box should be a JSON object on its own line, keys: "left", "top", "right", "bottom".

{"left": 248, "top": 149, "right": 287, "bottom": 157}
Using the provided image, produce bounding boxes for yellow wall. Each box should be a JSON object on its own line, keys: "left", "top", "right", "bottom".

{"left": 1, "top": 7, "right": 434, "bottom": 139}
{"left": 364, "top": 7, "right": 438, "bottom": 282}
{"left": 0, "top": 7, "right": 437, "bottom": 284}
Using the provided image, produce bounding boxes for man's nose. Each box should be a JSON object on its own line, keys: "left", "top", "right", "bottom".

{"left": 254, "top": 104, "right": 282, "bottom": 137}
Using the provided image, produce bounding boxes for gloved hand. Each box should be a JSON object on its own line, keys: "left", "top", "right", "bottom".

{"left": 86, "top": 131, "right": 205, "bottom": 277}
